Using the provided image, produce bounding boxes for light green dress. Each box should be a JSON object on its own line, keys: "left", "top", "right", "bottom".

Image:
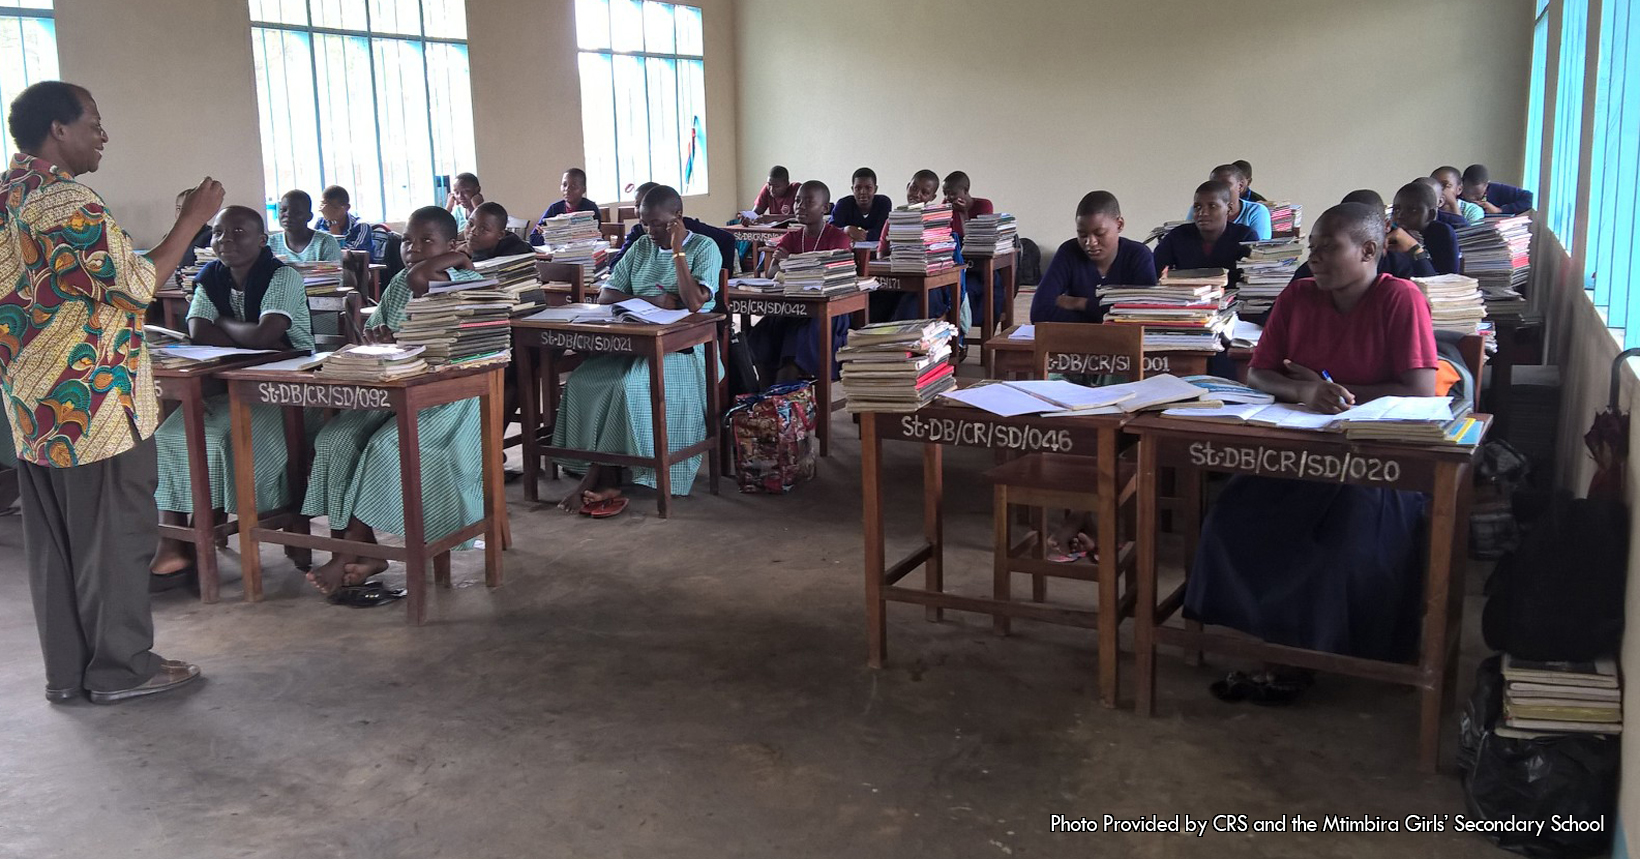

{"left": 302, "top": 266, "right": 487, "bottom": 542}
{"left": 552, "top": 232, "right": 720, "bottom": 494}
{"left": 269, "top": 230, "right": 343, "bottom": 262}
{"left": 154, "top": 266, "right": 314, "bottom": 514}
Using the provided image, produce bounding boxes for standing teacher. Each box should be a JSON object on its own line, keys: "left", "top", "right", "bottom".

{"left": 0, "top": 81, "right": 222, "bottom": 704}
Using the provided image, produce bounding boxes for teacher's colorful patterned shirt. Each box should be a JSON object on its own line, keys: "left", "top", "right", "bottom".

{"left": 0, "top": 153, "right": 158, "bottom": 467}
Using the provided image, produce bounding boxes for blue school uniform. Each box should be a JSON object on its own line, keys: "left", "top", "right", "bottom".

{"left": 1484, "top": 182, "right": 1533, "bottom": 214}
{"left": 1152, "top": 222, "right": 1255, "bottom": 274}
{"left": 1183, "top": 199, "right": 1272, "bottom": 240}
{"left": 1434, "top": 209, "right": 1467, "bottom": 231}
{"left": 610, "top": 217, "right": 736, "bottom": 275}
{"left": 830, "top": 194, "right": 893, "bottom": 242}
{"left": 1029, "top": 237, "right": 1157, "bottom": 325}
{"left": 530, "top": 197, "right": 603, "bottom": 245}
{"left": 1412, "top": 219, "right": 1462, "bottom": 275}
{"left": 314, "top": 212, "right": 374, "bottom": 256}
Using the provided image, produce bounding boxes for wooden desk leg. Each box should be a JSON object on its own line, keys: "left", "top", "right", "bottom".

{"left": 860, "top": 412, "right": 886, "bottom": 667}
{"left": 1416, "top": 462, "right": 1462, "bottom": 773}
{"left": 1180, "top": 466, "right": 1204, "bottom": 667}
{"left": 650, "top": 345, "right": 673, "bottom": 518}
{"left": 978, "top": 259, "right": 996, "bottom": 350}
{"left": 704, "top": 336, "right": 721, "bottom": 497}
{"left": 516, "top": 340, "right": 541, "bottom": 504}
{"left": 993, "top": 484, "right": 1011, "bottom": 636}
{"left": 946, "top": 282, "right": 962, "bottom": 333}
{"left": 227, "top": 384, "right": 263, "bottom": 603}
{"left": 181, "top": 382, "right": 219, "bottom": 603}
{"left": 817, "top": 311, "right": 833, "bottom": 458}
{"left": 481, "top": 369, "right": 505, "bottom": 587}
{"left": 1134, "top": 435, "right": 1160, "bottom": 715}
{"left": 923, "top": 441, "right": 944, "bottom": 623}
{"left": 544, "top": 347, "right": 561, "bottom": 481}
{"left": 434, "top": 552, "right": 452, "bottom": 588}
{"left": 1096, "top": 427, "right": 1120, "bottom": 709}
{"left": 1001, "top": 262, "right": 1018, "bottom": 330}
{"left": 281, "top": 406, "right": 312, "bottom": 571}
{"left": 396, "top": 398, "right": 429, "bottom": 625}
{"left": 917, "top": 286, "right": 930, "bottom": 320}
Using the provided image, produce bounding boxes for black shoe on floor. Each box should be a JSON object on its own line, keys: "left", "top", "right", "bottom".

{"left": 45, "top": 686, "right": 82, "bottom": 704}
{"left": 149, "top": 568, "right": 197, "bottom": 594}
{"left": 87, "top": 660, "right": 201, "bottom": 705}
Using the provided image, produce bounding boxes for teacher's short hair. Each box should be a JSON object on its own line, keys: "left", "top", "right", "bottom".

{"left": 8, "top": 81, "right": 90, "bottom": 152}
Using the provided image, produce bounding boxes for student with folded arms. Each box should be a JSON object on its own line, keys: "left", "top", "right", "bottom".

{"left": 830, "top": 166, "right": 892, "bottom": 242}
{"left": 1461, "top": 163, "right": 1533, "bottom": 214}
{"left": 463, "top": 201, "right": 534, "bottom": 262}
{"left": 1153, "top": 180, "right": 1256, "bottom": 274}
{"left": 1391, "top": 180, "right": 1461, "bottom": 275}
{"left": 1431, "top": 166, "right": 1484, "bottom": 224}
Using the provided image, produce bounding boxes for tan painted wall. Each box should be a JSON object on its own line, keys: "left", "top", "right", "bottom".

{"left": 734, "top": 0, "right": 1533, "bottom": 253}
{"left": 48, "top": 0, "right": 740, "bottom": 245}
{"left": 54, "top": 0, "right": 266, "bottom": 247}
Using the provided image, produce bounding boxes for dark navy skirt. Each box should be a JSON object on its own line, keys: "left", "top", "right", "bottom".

{"left": 1183, "top": 476, "right": 1428, "bottom": 662}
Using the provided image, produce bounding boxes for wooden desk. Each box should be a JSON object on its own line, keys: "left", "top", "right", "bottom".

{"left": 727, "top": 224, "right": 797, "bottom": 245}
{"left": 153, "top": 350, "right": 303, "bottom": 604}
{"left": 859, "top": 405, "right": 1132, "bottom": 706}
{"left": 724, "top": 288, "right": 868, "bottom": 457}
{"left": 984, "top": 326, "right": 1215, "bottom": 379}
{"left": 156, "top": 287, "right": 188, "bottom": 331}
{"left": 852, "top": 246, "right": 874, "bottom": 276}
{"left": 511, "top": 315, "right": 722, "bottom": 518}
{"left": 964, "top": 250, "right": 1018, "bottom": 347}
{"left": 536, "top": 259, "right": 591, "bottom": 305}
{"left": 865, "top": 262, "right": 965, "bottom": 333}
{"left": 1126, "top": 414, "right": 1487, "bottom": 771}
{"left": 221, "top": 363, "right": 508, "bottom": 625}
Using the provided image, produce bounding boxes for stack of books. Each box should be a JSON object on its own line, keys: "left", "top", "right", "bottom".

{"left": 1333, "top": 394, "right": 1474, "bottom": 444}
{"left": 727, "top": 276, "right": 782, "bottom": 294}
{"left": 473, "top": 252, "right": 546, "bottom": 314}
{"left": 839, "top": 319, "right": 958, "bottom": 413}
{"left": 316, "top": 344, "right": 429, "bottom": 382}
{"left": 1265, "top": 201, "right": 1302, "bottom": 235}
{"left": 395, "top": 279, "right": 513, "bottom": 366}
{"left": 1500, "top": 655, "right": 1621, "bottom": 737}
{"left": 550, "top": 239, "right": 609, "bottom": 283}
{"left": 884, "top": 204, "right": 958, "bottom": 274}
{"left": 962, "top": 213, "right": 1017, "bottom": 256}
{"left": 1456, "top": 214, "right": 1532, "bottom": 322}
{"left": 290, "top": 261, "right": 345, "bottom": 295}
{"left": 779, "top": 249, "right": 860, "bottom": 296}
{"left": 1236, "top": 239, "right": 1304, "bottom": 317}
{"left": 537, "top": 210, "right": 600, "bottom": 246}
{"left": 1102, "top": 268, "right": 1231, "bottom": 352}
{"left": 1145, "top": 220, "right": 1188, "bottom": 243}
{"left": 1413, "top": 273, "right": 1487, "bottom": 340}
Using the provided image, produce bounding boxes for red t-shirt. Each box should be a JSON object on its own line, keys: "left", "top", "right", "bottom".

{"left": 950, "top": 196, "right": 995, "bottom": 237}
{"left": 1251, "top": 274, "right": 1437, "bottom": 387}
{"left": 776, "top": 223, "right": 852, "bottom": 254}
{"left": 754, "top": 182, "right": 799, "bottom": 216}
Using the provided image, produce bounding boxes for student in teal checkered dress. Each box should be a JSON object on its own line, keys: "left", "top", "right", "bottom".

{"left": 269, "top": 189, "right": 343, "bottom": 262}
{"left": 554, "top": 185, "right": 720, "bottom": 512}
{"left": 151, "top": 206, "right": 314, "bottom": 576}
{"left": 303, "top": 206, "right": 486, "bottom": 595}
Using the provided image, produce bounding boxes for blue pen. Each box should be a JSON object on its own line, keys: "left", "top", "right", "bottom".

{"left": 1321, "top": 370, "right": 1335, "bottom": 383}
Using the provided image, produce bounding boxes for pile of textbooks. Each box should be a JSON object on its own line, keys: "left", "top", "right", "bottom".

{"left": 1413, "top": 273, "right": 1487, "bottom": 339}
{"left": 839, "top": 319, "right": 958, "bottom": 413}
{"left": 1236, "top": 238, "right": 1304, "bottom": 317}
{"left": 1101, "top": 268, "right": 1231, "bottom": 352}
{"left": 1265, "top": 201, "right": 1302, "bottom": 235}
{"left": 473, "top": 252, "right": 546, "bottom": 314}
{"left": 1333, "top": 394, "right": 1474, "bottom": 444}
{"left": 961, "top": 213, "right": 1017, "bottom": 256}
{"left": 537, "top": 210, "right": 600, "bottom": 246}
{"left": 316, "top": 343, "right": 429, "bottom": 382}
{"left": 884, "top": 204, "right": 958, "bottom": 274}
{"left": 779, "top": 249, "right": 861, "bottom": 296}
{"left": 1500, "top": 654, "right": 1621, "bottom": 737}
{"left": 290, "top": 261, "right": 345, "bottom": 295}
{"left": 1456, "top": 214, "right": 1531, "bottom": 322}
{"left": 1145, "top": 220, "right": 1188, "bottom": 243}
{"left": 395, "top": 278, "right": 512, "bottom": 366}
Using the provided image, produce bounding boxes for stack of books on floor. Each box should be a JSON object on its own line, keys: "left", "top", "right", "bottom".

{"left": 839, "top": 319, "right": 958, "bottom": 413}
{"left": 1146, "top": 220, "right": 1188, "bottom": 243}
{"left": 396, "top": 279, "right": 513, "bottom": 366}
{"left": 1457, "top": 214, "right": 1532, "bottom": 319}
{"left": 290, "top": 261, "right": 345, "bottom": 295}
{"left": 961, "top": 213, "right": 1017, "bottom": 256}
{"left": 473, "top": 252, "right": 546, "bottom": 314}
{"left": 1265, "top": 201, "right": 1302, "bottom": 235}
{"left": 1102, "top": 268, "right": 1231, "bottom": 352}
{"left": 1500, "top": 654, "right": 1622, "bottom": 737}
{"left": 1236, "top": 238, "right": 1304, "bottom": 318}
{"left": 1413, "top": 273, "right": 1487, "bottom": 338}
{"left": 884, "top": 204, "right": 958, "bottom": 274}
{"left": 779, "top": 249, "right": 862, "bottom": 296}
{"left": 316, "top": 344, "right": 429, "bottom": 382}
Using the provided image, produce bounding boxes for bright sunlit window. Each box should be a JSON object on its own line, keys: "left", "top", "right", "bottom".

{"left": 0, "top": 1, "right": 58, "bottom": 165}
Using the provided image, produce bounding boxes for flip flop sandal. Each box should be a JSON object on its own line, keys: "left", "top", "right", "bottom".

{"left": 149, "top": 567, "right": 198, "bottom": 595}
{"left": 581, "top": 497, "right": 628, "bottom": 519}
{"left": 329, "top": 580, "right": 407, "bottom": 608}
{"left": 1047, "top": 551, "right": 1086, "bottom": 564}
{"left": 1210, "top": 671, "right": 1254, "bottom": 703}
{"left": 1246, "top": 670, "right": 1314, "bottom": 707}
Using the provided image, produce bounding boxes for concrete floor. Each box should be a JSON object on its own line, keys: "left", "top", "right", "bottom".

{"left": 0, "top": 415, "right": 1506, "bottom": 857}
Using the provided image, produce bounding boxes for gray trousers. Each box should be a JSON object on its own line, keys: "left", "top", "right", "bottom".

{"left": 19, "top": 436, "right": 161, "bottom": 692}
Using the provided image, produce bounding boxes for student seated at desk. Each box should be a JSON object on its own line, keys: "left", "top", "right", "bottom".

{"left": 831, "top": 166, "right": 892, "bottom": 242}
{"left": 268, "top": 190, "right": 342, "bottom": 262}
{"left": 302, "top": 206, "right": 487, "bottom": 595}
{"left": 150, "top": 206, "right": 315, "bottom": 578}
{"left": 1392, "top": 180, "right": 1460, "bottom": 275}
{"left": 176, "top": 188, "right": 212, "bottom": 269}
{"left": 464, "top": 201, "right": 534, "bottom": 262}
{"left": 1291, "top": 189, "right": 1436, "bottom": 282}
{"left": 1233, "top": 159, "right": 1268, "bottom": 203}
{"left": 611, "top": 182, "right": 737, "bottom": 272}
{"left": 445, "top": 172, "right": 484, "bottom": 233}
{"left": 1188, "top": 164, "right": 1271, "bottom": 240}
{"left": 1431, "top": 166, "right": 1483, "bottom": 224}
{"left": 872, "top": 170, "right": 971, "bottom": 335}
{"left": 944, "top": 170, "right": 1001, "bottom": 325}
{"left": 1185, "top": 202, "right": 1438, "bottom": 701}
{"left": 1154, "top": 180, "right": 1256, "bottom": 274}
{"left": 315, "top": 185, "right": 374, "bottom": 256}
{"left": 742, "top": 165, "right": 799, "bottom": 224}
{"left": 1416, "top": 176, "right": 1467, "bottom": 234}
{"left": 748, "top": 180, "right": 853, "bottom": 381}
{"left": 530, "top": 167, "right": 604, "bottom": 246}
{"left": 1461, "top": 163, "right": 1533, "bottom": 215}
{"left": 1030, "top": 190, "right": 1157, "bottom": 325}
{"left": 553, "top": 185, "right": 720, "bottom": 515}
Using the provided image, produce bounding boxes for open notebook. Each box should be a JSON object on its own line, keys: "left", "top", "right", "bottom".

{"left": 524, "top": 299, "right": 691, "bottom": 326}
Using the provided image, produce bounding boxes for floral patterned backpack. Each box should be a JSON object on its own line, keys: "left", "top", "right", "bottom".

{"left": 725, "top": 381, "right": 817, "bottom": 493}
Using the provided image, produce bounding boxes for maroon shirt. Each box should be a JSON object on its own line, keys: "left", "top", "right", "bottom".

{"left": 754, "top": 182, "right": 798, "bottom": 216}
{"left": 950, "top": 196, "right": 994, "bottom": 238}
{"left": 1251, "top": 274, "right": 1437, "bottom": 387}
{"left": 775, "top": 223, "right": 852, "bottom": 255}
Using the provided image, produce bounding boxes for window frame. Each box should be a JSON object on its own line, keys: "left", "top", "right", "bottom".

{"left": 0, "top": 1, "right": 57, "bottom": 165}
